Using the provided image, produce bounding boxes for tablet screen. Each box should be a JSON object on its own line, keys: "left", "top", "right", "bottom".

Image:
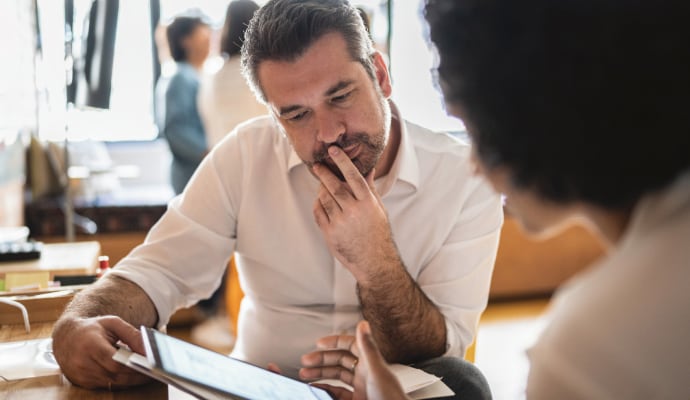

{"left": 143, "top": 328, "right": 332, "bottom": 400}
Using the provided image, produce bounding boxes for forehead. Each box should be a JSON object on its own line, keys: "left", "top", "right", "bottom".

{"left": 257, "top": 32, "right": 365, "bottom": 106}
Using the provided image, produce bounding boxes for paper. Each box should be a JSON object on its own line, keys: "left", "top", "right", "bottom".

{"left": 314, "top": 363, "right": 454, "bottom": 400}
{"left": 0, "top": 338, "right": 60, "bottom": 380}
{"left": 168, "top": 385, "right": 204, "bottom": 400}
{"left": 5, "top": 271, "right": 50, "bottom": 291}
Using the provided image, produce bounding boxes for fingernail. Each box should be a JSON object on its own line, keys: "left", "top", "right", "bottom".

{"left": 328, "top": 146, "right": 340, "bottom": 155}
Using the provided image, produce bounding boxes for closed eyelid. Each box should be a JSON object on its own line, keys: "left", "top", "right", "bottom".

{"left": 277, "top": 105, "right": 304, "bottom": 118}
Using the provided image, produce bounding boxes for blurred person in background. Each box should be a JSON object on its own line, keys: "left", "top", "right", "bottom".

{"left": 158, "top": 13, "right": 211, "bottom": 195}
{"left": 198, "top": 0, "right": 265, "bottom": 148}
{"left": 193, "top": 0, "right": 264, "bottom": 353}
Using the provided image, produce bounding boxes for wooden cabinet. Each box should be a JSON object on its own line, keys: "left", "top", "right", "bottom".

{"left": 490, "top": 216, "right": 605, "bottom": 300}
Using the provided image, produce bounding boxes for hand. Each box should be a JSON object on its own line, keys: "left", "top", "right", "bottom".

{"left": 352, "top": 320, "right": 409, "bottom": 400}
{"left": 312, "top": 145, "right": 400, "bottom": 284}
{"left": 308, "top": 321, "right": 409, "bottom": 400}
{"left": 52, "top": 315, "right": 150, "bottom": 389}
{"left": 300, "top": 333, "right": 359, "bottom": 386}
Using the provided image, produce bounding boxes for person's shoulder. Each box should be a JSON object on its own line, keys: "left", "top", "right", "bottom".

{"left": 219, "top": 115, "right": 278, "bottom": 146}
{"left": 212, "top": 115, "right": 290, "bottom": 168}
{"left": 233, "top": 114, "right": 274, "bottom": 132}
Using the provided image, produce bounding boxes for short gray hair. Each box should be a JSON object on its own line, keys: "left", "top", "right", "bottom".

{"left": 241, "top": 0, "right": 375, "bottom": 103}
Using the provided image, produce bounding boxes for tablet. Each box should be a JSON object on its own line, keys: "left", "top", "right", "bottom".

{"left": 140, "top": 326, "right": 332, "bottom": 400}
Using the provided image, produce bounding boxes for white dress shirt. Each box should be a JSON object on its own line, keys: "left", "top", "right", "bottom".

{"left": 526, "top": 171, "right": 690, "bottom": 399}
{"left": 112, "top": 103, "right": 503, "bottom": 377}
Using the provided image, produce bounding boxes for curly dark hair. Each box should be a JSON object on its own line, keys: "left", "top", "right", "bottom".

{"left": 241, "top": 0, "right": 375, "bottom": 103}
{"left": 220, "top": 0, "right": 260, "bottom": 58}
{"left": 425, "top": 0, "right": 690, "bottom": 209}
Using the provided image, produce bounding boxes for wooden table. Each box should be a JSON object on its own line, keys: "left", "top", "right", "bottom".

{"left": 0, "top": 322, "right": 167, "bottom": 399}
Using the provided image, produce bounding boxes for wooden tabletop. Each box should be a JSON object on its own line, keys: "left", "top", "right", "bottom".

{"left": 0, "top": 322, "right": 167, "bottom": 399}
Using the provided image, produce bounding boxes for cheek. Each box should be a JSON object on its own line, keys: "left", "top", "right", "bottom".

{"left": 284, "top": 129, "right": 316, "bottom": 158}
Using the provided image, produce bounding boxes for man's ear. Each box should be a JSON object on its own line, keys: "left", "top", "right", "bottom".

{"left": 372, "top": 52, "right": 392, "bottom": 97}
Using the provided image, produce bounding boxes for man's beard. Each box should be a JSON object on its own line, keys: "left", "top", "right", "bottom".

{"left": 308, "top": 131, "right": 386, "bottom": 181}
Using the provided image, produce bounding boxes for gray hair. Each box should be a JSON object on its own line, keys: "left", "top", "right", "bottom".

{"left": 241, "top": 0, "right": 376, "bottom": 103}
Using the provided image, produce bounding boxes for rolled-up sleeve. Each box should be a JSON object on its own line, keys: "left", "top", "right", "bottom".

{"left": 418, "top": 176, "right": 503, "bottom": 357}
{"left": 110, "top": 133, "right": 243, "bottom": 328}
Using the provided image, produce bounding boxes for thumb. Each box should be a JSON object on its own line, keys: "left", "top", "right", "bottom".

{"left": 355, "top": 320, "right": 408, "bottom": 400}
{"left": 356, "top": 320, "right": 383, "bottom": 366}
{"left": 101, "top": 316, "right": 146, "bottom": 355}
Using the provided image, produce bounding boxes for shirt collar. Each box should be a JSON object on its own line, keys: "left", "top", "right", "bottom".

{"left": 286, "top": 100, "right": 420, "bottom": 194}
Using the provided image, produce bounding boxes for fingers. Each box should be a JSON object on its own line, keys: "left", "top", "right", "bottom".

{"left": 101, "top": 316, "right": 146, "bottom": 355}
{"left": 89, "top": 317, "right": 150, "bottom": 387}
{"left": 316, "top": 334, "right": 358, "bottom": 356}
{"left": 314, "top": 146, "right": 370, "bottom": 201}
{"left": 313, "top": 183, "right": 342, "bottom": 225}
{"left": 53, "top": 315, "right": 150, "bottom": 389}
{"left": 267, "top": 363, "right": 283, "bottom": 374}
{"left": 300, "top": 334, "right": 359, "bottom": 384}
{"left": 302, "top": 349, "right": 358, "bottom": 370}
{"left": 311, "top": 383, "right": 354, "bottom": 400}
{"left": 301, "top": 365, "right": 355, "bottom": 385}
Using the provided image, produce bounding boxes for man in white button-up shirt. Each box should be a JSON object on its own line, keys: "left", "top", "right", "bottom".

{"left": 52, "top": 0, "right": 502, "bottom": 396}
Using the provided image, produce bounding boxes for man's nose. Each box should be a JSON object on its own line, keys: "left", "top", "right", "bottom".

{"left": 315, "top": 112, "right": 346, "bottom": 144}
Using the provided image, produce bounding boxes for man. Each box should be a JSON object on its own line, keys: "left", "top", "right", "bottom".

{"left": 332, "top": 0, "right": 690, "bottom": 399}
{"left": 52, "top": 0, "right": 502, "bottom": 395}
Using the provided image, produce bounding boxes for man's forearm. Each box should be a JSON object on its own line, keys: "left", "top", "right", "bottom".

{"left": 358, "top": 259, "right": 447, "bottom": 364}
{"left": 58, "top": 275, "right": 158, "bottom": 327}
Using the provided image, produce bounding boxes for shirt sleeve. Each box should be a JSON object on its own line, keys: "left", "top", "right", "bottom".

{"left": 419, "top": 176, "right": 504, "bottom": 357}
{"left": 110, "top": 134, "right": 243, "bottom": 328}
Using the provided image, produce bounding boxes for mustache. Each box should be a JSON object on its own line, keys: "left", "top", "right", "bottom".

{"left": 312, "top": 133, "right": 370, "bottom": 163}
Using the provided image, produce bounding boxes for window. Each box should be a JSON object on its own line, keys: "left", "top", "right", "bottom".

{"left": 33, "top": 0, "right": 458, "bottom": 142}
{"left": 389, "top": 0, "right": 464, "bottom": 133}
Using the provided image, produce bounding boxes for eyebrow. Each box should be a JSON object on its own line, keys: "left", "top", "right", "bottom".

{"left": 324, "top": 79, "right": 355, "bottom": 97}
{"left": 277, "top": 79, "right": 356, "bottom": 117}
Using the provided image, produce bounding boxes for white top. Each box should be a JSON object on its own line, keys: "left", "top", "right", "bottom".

{"left": 112, "top": 105, "right": 503, "bottom": 377}
{"left": 526, "top": 171, "right": 690, "bottom": 399}
{"left": 197, "top": 57, "right": 267, "bottom": 147}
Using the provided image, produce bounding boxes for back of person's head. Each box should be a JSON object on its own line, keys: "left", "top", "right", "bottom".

{"left": 425, "top": 0, "right": 690, "bottom": 209}
{"left": 166, "top": 14, "right": 210, "bottom": 62}
{"left": 241, "top": 0, "right": 375, "bottom": 103}
{"left": 220, "top": 0, "right": 260, "bottom": 58}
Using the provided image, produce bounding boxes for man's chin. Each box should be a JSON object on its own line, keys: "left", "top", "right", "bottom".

{"left": 323, "top": 159, "right": 371, "bottom": 182}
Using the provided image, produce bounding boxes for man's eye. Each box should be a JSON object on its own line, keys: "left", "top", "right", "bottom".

{"left": 331, "top": 92, "right": 351, "bottom": 103}
{"left": 289, "top": 111, "right": 308, "bottom": 122}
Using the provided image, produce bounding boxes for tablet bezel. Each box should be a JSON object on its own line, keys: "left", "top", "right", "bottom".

{"left": 140, "top": 326, "right": 333, "bottom": 400}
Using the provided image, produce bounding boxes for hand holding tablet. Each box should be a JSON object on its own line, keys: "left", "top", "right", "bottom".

{"left": 113, "top": 326, "right": 332, "bottom": 400}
